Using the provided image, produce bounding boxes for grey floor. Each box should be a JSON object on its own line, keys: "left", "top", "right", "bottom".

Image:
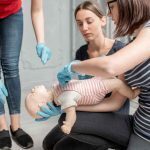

{"left": 5, "top": 90, "right": 138, "bottom": 150}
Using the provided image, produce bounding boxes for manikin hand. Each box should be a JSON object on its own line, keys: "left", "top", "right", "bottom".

{"left": 61, "top": 121, "right": 72, "bottom": 134}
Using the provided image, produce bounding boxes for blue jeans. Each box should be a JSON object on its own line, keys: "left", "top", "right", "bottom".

{"left": 0, "top": 8, "right": 23, "bottom": 115}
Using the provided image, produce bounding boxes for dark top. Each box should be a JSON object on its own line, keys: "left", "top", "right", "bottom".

{"left": 75, "top": 40, "right": 125, "bottom": 60}
{"left": 75, "top": 40, "right": 129, "bottom": 114}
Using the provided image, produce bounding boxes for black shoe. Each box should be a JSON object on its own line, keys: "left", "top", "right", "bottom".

{"left": 10, "top": 126, "right": 33, "bottom": 149}
{"left": 0, "top": 130, "right": 12, "bottom": 149}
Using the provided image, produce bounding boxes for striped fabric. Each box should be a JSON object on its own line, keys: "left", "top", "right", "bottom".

{"left": 53, "top": 77, "right": 109, "bottom": 106}
{"left": 125, "top": 21, "right": 150, "bottom": 142}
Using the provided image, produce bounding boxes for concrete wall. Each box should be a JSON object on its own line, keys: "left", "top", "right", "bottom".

{"left": 21, "top": 0, "right": 72, "bottom": 90}
{"left": 21, "top": 0, "right": 120, "bottom": 90}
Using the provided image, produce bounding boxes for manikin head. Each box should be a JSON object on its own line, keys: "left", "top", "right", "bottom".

{"left": 25, "top": 85, "right": 53, "bottom": 119}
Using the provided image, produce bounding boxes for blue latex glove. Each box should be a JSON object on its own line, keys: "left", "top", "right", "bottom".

{"left": 36, "top": 43, "right": 52, "bottom": 64}
{"left": 35, "top": 102, "right": 62, "bottom": 121}
{"left": 0, "top": 80, "right": 8, "bottom": 104}
{"left": 78, "top": 74, "right": 93, "bottom": 80}
{"left": 57, "top": 61, "right": 80, "bottom": 86}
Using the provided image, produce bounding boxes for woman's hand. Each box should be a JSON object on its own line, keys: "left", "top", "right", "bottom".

{"left": 36, "top": 43, "right": 52, "bottom": 64}
{"left": 57, "top": 64, "right": 73, "bottom": 86}
{"left": 57, "top": 63, "right": 93, "bottom": 86}
{"left": 0, "top": 80, "right": 8, "bottom": 104}
{"left": 78, "top": 74, "right": 93, "bottom": 80}
{"left": 57, "top": 61, "right": 79, "bottom": 86}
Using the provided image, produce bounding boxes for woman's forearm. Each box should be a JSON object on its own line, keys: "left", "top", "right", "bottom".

{"left": 77, "top": 93, "right": 127, "bottom": 112}
{"left": 77, "top": 101, "right": 119, "bottom": 112}
{"left": 31, "top": 0, "right": 44, "bottom": 43}
{"left": 73, "top": 56, "right": 114, "bottom": 78}
{"left": 72, "top": 29, "right": 150, "bottom": 77}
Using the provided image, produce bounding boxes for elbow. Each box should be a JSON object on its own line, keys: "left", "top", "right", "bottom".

{"left": 31, "top": 5, "right": 42, "bottom": 14}
{"left": 113, "top": 101, "right": 125, "bottom": 112}
{"left": 113, "top": 106, "right": 122, "bottom": 111}
{"left": 31, "top": 9, "right": 42, "bottom": 15}
{"left": 109, "top": 98, "right": 126, "bottom": 112}
{"left": 98, "top": 58, "right": 117, "bottom": 77}
{"left": 106, "top": 67, "right": 116, "bottom": 77}
{"left": 111, "top": 104, "right": 122, "bottom": 112}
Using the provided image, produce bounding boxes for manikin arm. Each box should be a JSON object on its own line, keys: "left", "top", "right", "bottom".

{"left": 61, "top": 106, "right": 76, "bottom": 134}
{"left": 55, "top": 90, "right": 80, "bottom": 134}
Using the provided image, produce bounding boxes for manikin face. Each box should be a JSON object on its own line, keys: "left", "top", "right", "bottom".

{"left": 107, "top": 0, "right": 119, "bottom": 25}
{"left": 76, "top": 9, "right": 106, "bottom": 42}
{"left": 31, "top": 85, "right": 49, "bottom": 100}
{"left": 25, "top": 85, "right": 52, "bottom": 119}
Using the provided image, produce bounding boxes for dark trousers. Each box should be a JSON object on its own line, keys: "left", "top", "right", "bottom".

{"left": 127, "top": 133, "right": 150, "bottom": 150}
{"left": 43, "top": 112, "right": 132, "bottom": 150}
{"left": 43, "top": 125, "right": 112, "bottom": 150}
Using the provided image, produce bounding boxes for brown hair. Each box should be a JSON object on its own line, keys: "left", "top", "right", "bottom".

{"left": 74, "top": 0, "right": 104, "bottom": 19}
{"left": 115, "top": 0, "right": 150, "bottom": 37}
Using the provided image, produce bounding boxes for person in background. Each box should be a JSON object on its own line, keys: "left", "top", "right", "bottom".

{"left": 0, "top": 0, "right": 51, "bottom": 149}
{"left": 56, "top": 0, "right": 150, "bottom": 150}
{"left": 41, "top": 1, "right": 132, "bottom": 150}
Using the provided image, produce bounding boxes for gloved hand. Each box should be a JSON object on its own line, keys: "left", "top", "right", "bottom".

{"left": 0, "top": 80, "right": 8, "bottom": 104}
{"left": 35, "top": 102, "right": 62, "bottom": 121}
{"left": 57, "top": 61, "right": 80, "bottom": 86}
{"left": 36, "top": 43, "right": 52, "bottom": 64}
{"left": 78, "top": 74, "right": 93, "bottom": 80}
